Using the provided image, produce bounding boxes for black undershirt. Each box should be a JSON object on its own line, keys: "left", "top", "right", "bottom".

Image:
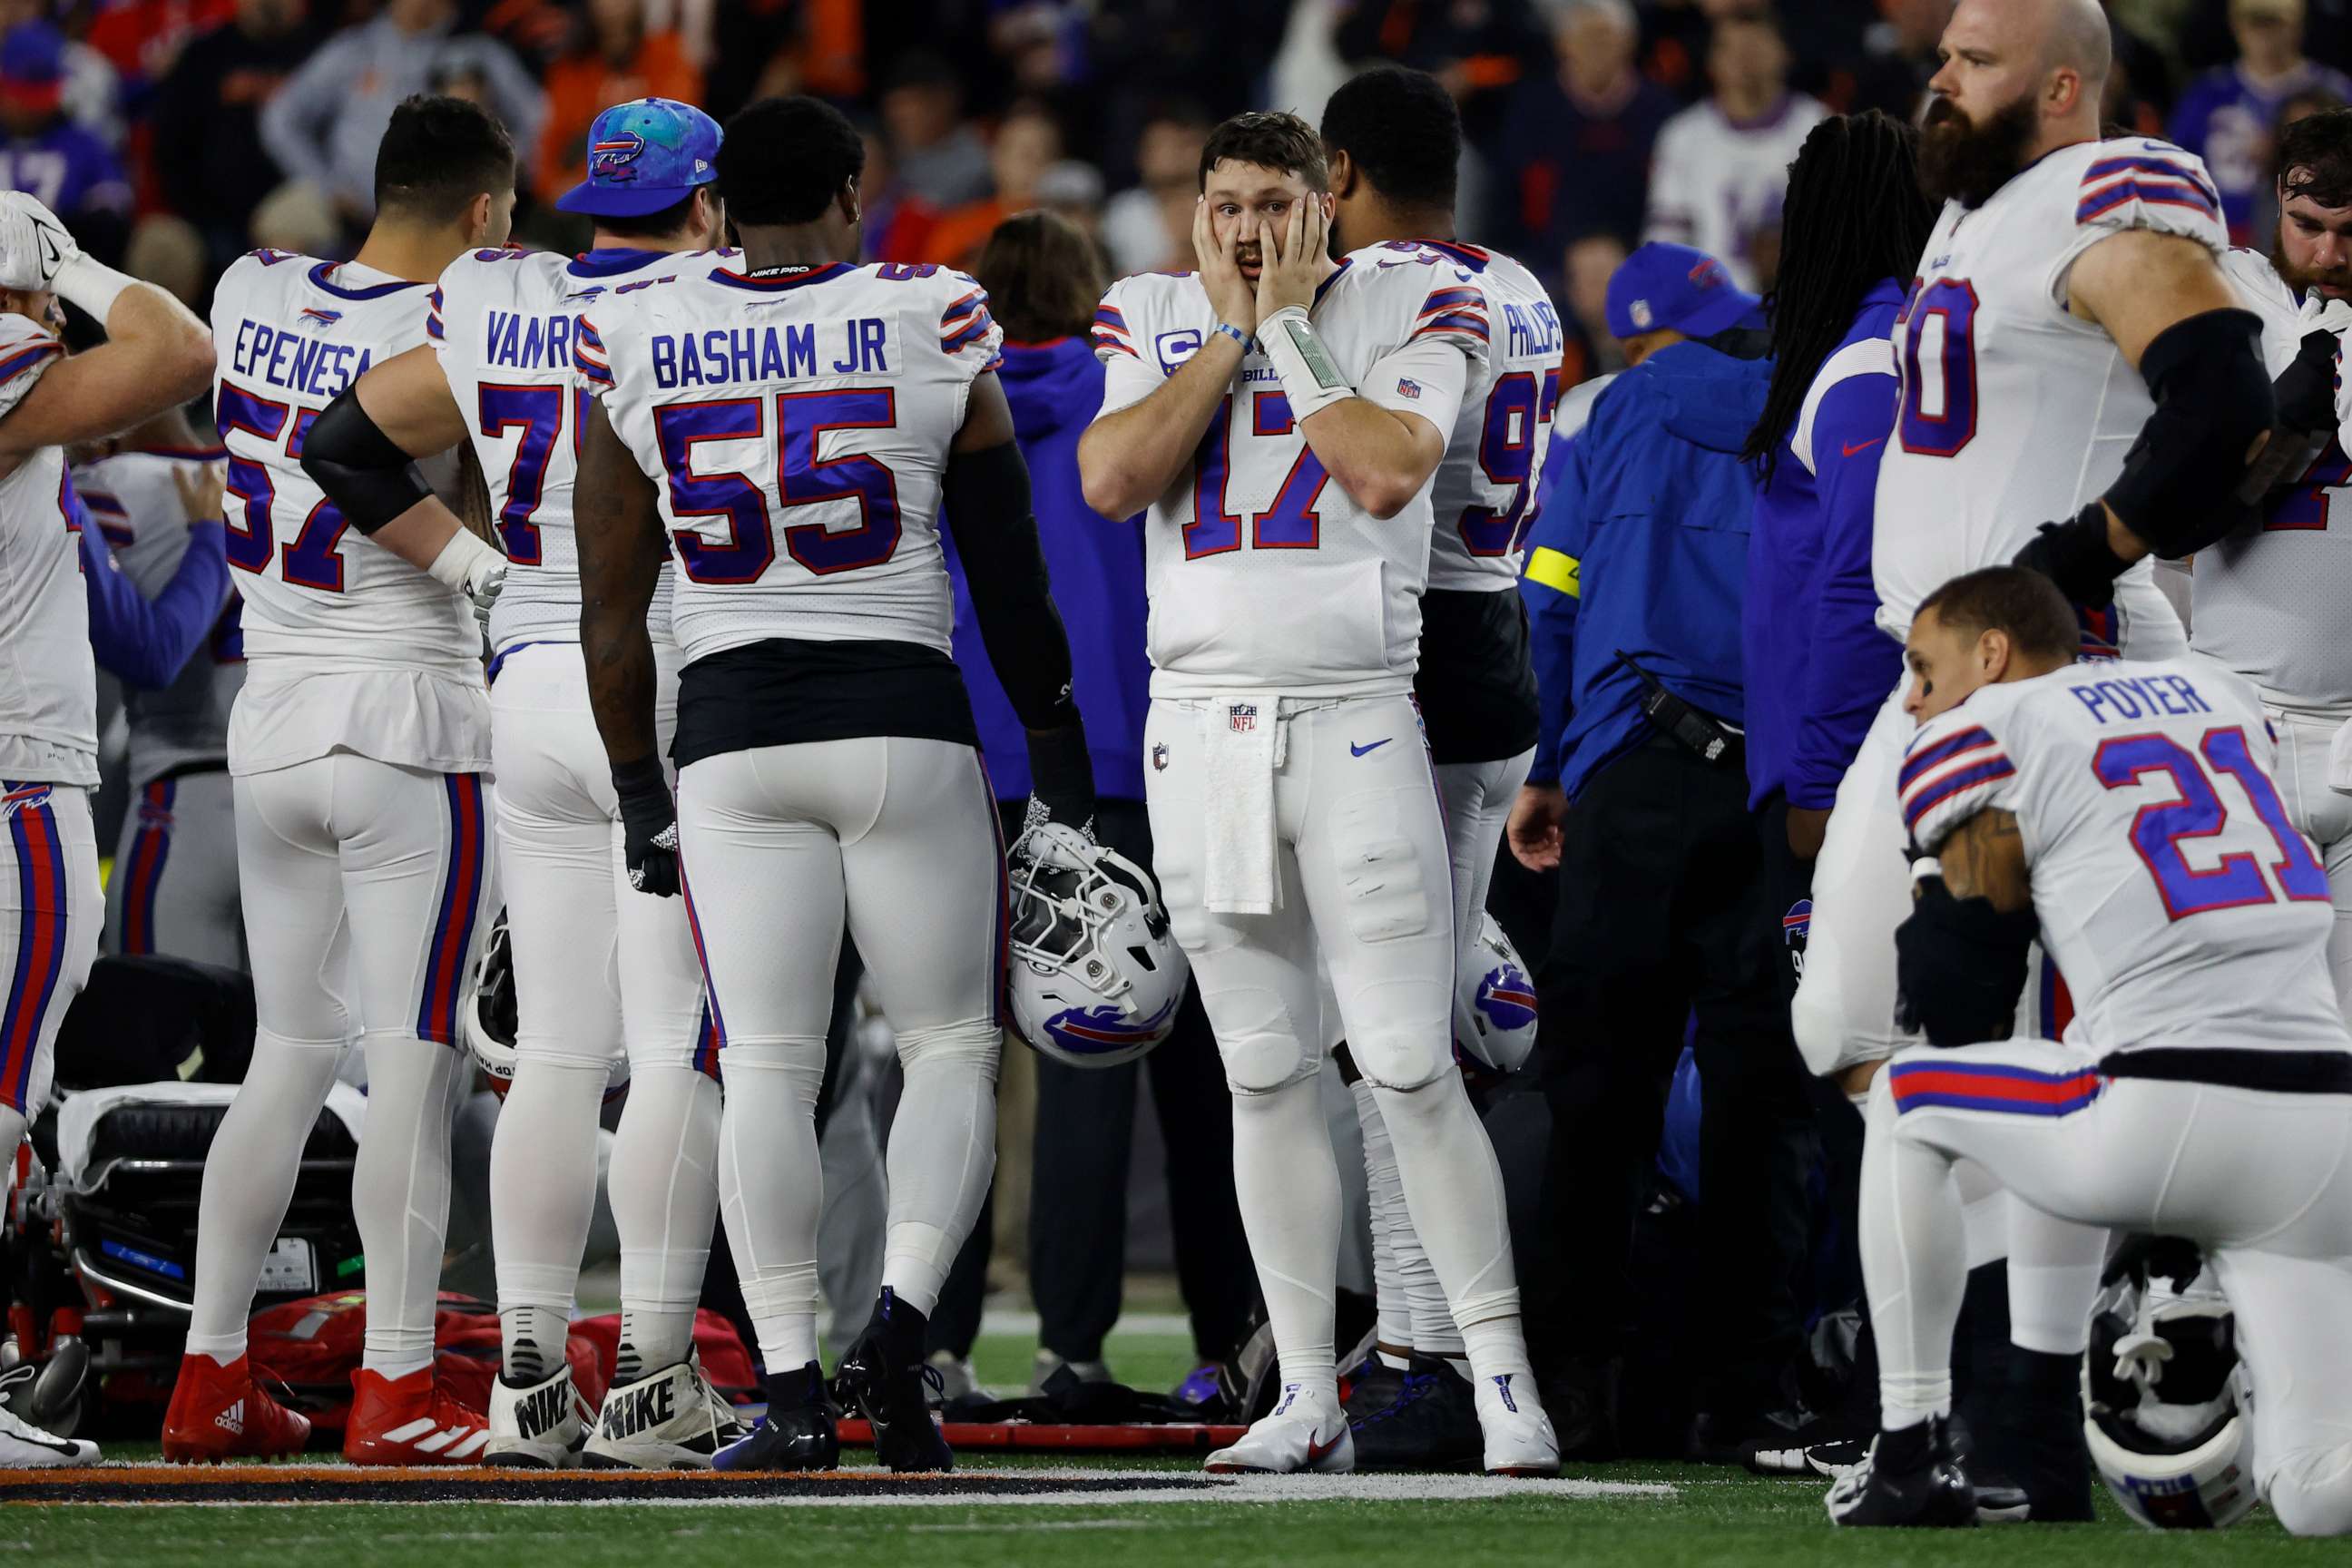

{"left": 672, "top": 637, "right": 978, "bottom": 769}
{"left": 1414, "top": 587, "right": 1539, "bottom": 765}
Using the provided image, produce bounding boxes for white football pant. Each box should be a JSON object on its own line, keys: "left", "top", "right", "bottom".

{"left": 185, "top": 755, "right": 496, "bottom": 1378}
{"left": 0, "top": 782, "right": 99, "bottom": 1158}
{"left": 104, "top": 769, "right": 244, "bottom": 970}
{"left": 2265, "top": 705, "right": 2352, "bottom": 1026}
{"left": 676, "top": 736, "right": 1004, "bottom": 1374}
{"left": 1863, "top": 1037, "right": 2352, "bottom": 1536}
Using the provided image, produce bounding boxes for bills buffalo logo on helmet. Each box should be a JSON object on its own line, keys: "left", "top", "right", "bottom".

{"left": 1043, "top": 995, "right": 1181, "bottom": 1058}
{"left": 590, "top": 132, "right": 648, "bottom": 179}
{"left": 1475, "top": 962, "right": 1537, "bottom": 1036}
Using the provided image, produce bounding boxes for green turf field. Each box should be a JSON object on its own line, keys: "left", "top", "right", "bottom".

{"left": 0, "top": 1328, "right": 2320, "bottom": 1566}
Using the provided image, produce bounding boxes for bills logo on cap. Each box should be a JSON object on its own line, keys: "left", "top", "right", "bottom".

{"left": 1687, "top": 257, "right": 1729, "bottom": 290}
{"left": 1229, "top": 702, "right": 1258, "bottom": 733}
{"left": 590, "top": 132, "right": 648, "bottom": 178}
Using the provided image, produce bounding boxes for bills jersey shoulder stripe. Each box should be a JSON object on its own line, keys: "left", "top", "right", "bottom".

{"left": 0, "top": 311, "right": 90, "bottom": 784}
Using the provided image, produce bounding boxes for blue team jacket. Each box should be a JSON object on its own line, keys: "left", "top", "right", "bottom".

{"left": 1667, "top": 282, "right": 1904, "bottom": 809}
{"left": 73, "top": 476, "right": 230, "bottom": 691}
{"left": 1520, "top": 338, "right": 1759, "bottom": 800}
{"left": 940, "top": 337, "right": 1150, "bottom": 803}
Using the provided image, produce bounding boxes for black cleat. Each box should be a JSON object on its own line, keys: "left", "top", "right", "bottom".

{"left": 836, "top": 1289, "right": 954, "bottom": 1473}
{"left": 1342, "top": 1357, "right": 1406, "bottom": 1426}
{"left": 1969, "top": 1349, "right": 2095, "bottom": 1523}
{"left": 1826, "top": 1417, "right": 1980, "bottom": 1528}
{"left": 714, "top": 1361, "right": 839, "bottom": 1472}
{"left": 1349, "top": 1354, "right": 1484, "bottom": 1472}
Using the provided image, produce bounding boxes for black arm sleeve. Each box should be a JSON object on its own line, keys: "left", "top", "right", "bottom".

{"left": 300, "top": 387, "right": 435, "bottom": 536}
{"left": 1894, "top": 875, "right": 2039, "bottom": 1048}
{"left": 2102, "top": 307, "right": 2273, "bottom": 559}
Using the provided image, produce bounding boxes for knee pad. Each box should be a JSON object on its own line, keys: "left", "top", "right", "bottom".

{"left": 893, "top": 1020, "right": 1003, "bottom": 1084}
{"left": 514, "top": 1038, "right": 622, "bottom": 1076}
{"left": 1331, "top": 793, "right": 1436, "bottom": 945}
{"left": 1347, "top": 1018, "right": 1454, "bottom": 1092}
{"left": 713, "top": 1036, "right": 827, "bottom": 1103}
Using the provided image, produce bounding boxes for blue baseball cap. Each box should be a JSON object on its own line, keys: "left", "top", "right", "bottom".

{"left": 0, "top": 23, "right": 64, "bottom": 113}
{"left": 556, "top": 98, "right": 721, "bottom": 218}
{"left": 1604, "top": 242, "right": 1761, "bottom": 340}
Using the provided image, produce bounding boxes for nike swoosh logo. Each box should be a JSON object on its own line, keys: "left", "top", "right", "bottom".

{"left": 1842, "top": 437, "right": 1884, "bottom": 456}
{"left": 1349, "top": 739, "right": 1391, "bottom": 757}
{"left": 1306, "top": 1427, "right": 1345, "bottom": 1464}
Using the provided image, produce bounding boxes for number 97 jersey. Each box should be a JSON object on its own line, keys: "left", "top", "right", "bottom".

{"left": 1899, "top": 657, "right": 2345, "bottom": 1058}
{"left": 579, "top": 258, "right": 1002, "bottom": 664}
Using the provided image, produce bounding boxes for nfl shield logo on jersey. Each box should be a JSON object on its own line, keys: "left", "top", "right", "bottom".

{"left": 1228, "top": 702, "right": 1258, "bottom": 733}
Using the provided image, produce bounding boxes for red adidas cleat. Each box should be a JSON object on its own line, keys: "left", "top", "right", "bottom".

{"left": 342, "top": 1367, "right": 492, "bottom": 1465}
{"left": 162, "top": 1353, "right": 312, "bottom": 1463}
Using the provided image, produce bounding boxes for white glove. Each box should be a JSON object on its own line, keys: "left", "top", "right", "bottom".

{"left": 0, "top": 191, "right": 81, "bottom": 294}
{"left": 2299, "top": 293, "right": 2352, "bottom": 337}
{"left": 465, "top": 557, "right": 505, "bottom": 640}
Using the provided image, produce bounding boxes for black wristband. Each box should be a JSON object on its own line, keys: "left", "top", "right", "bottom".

{"left": 2014, "top": 503, "right": 2129, "bottom": 607}
{"left": 1024, "top": 717, "right": 1094, "bottom": 827}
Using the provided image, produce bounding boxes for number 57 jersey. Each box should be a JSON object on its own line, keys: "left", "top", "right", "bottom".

{"left": 1900, "top": 658, "right": 2347, "bottom": 1059}
{"left": 579, "top": 258, "right": 1003, "bottom": 663}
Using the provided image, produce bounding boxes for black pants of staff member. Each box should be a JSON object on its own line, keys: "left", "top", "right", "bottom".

{"left": 928, "top": 798, "right": 1259, "bottom": 1371}
{"left": 1536, "top": 732, "right": 1815, "bottom": 1426}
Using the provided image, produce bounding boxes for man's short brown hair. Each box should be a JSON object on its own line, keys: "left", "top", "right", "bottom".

{"left": 2278, "top": 105, "right": 2352, "bottom": 210}
{"left": 1916, "top": 566, "right": 2080, "bottom": 660}
{"left": 1198, "top": 110, "right": 1328, "bottom": 192}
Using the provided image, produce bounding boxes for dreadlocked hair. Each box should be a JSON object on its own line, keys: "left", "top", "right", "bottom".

{"left": 1742, "top": 111, "right": 1936, "bottom": 483}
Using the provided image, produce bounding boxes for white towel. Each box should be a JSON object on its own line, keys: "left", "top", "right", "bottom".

{"left": 1202, "top": 692, "right": 1281, "bottom": 914}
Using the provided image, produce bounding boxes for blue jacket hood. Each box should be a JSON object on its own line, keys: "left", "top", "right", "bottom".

{"left": 995, "top": 338, "right": 1102, "bottom": 443}
{"left": 1646, "top": 337, "right": 1771, "bottom": 455}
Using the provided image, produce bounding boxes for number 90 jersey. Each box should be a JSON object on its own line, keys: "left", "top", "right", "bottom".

{"left": 209, "top": 251, "right": 476, "bottom": 671}
{"left": 579, "top": 258, "right": 1003, "bottom": 664}
{"left": 1900, "top": 658, "right": 2347, "bottom": 1058}
{"left": 1872, "top": 138, "right": 2227, "bottom": 652}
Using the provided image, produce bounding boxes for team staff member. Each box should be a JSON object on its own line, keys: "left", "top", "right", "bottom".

{"left": 931, "top": 210, "right": 1256, "bottom": 1397}
{"left": 1508, "top": 242, "right": 1809, "bottom": 1461}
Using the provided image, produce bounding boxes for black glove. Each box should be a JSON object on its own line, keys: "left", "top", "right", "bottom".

{"left": 1894, "top": 873, "right": 2036, "bottom": 1047}
{"left": 2275, "top": 327, "right": 2344, "bottom": 436}
{"left": 611, "top": 757, "right": 681, "bottom": 898}
{"left": 2012, "top": 502, "right": 2129, "bottom": 610}
{"left": 1024, "top": 715, "right": 1095, "bottom": 833}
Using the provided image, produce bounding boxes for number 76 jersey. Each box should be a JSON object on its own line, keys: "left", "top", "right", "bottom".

{"left": 1899, "top": 657, "right": 2345, "bottom": 1057}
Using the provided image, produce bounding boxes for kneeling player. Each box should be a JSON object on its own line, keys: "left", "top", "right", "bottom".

{"left": 1830, "top": 566, "right": 2352, "bottom": 1535}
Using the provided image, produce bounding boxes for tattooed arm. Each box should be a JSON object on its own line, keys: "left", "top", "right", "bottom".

{"left": 1933, "top": 808, "right": 2032, "bottom": 914}
{"left": 574, "top": 395, "right": 665, "bottom": 769}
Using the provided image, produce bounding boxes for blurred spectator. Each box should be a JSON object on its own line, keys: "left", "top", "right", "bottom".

{"left": 246, "top": 172, "right": 335, "bottom": 254}
{"left": 1333, "top": 0, "right": 1547, "bottom": 160}
{"left": 1561, "top": 230, "right": 1632, "bottom": 385}
{"left": 923, "top": 100, "right": 1062, "bottom": 268}
{"left": 124, "top": 211, "right": 208, "bottom": 305}
{"left": 152, "top": 0, "right": 313, "bottom": 272}
{"left": 856, "top": 121, "right": 939, "bottom": 262}
{"left": 879, "top": 50, "right": 992, "bottom": 207}
{"left": 534, "top": 0, "right": 702, "bottom": 209}
{"left": 84, "top": 0, "right": 229, "bottom": 106}
{"left": 988, "top": 1, "right": 1093, "bottom": 97}
{"left": 1503, "top": 0, "right": 1678, "bottom": 279}
{"left": 1100, "top": 98, "right": 1206, "bottom": 276}
{"left": 1849, "top": 0, "right": 1948, "bottom": 121}
{"left": 1034, "top": 158, "right": 1105, "bottom": 243}
{"left": 1644, "top": 8, "right": 1827, "bottom": 289}
{"left": 0, "top": 23, "right": 131, "bottom": 263}
{"left": 2169, "top": 0, "right": 2352, "bottom": 244}
{"left": 259, "top": 0, "right": 544, "bottom": 229}
{"left": 0, "top": 0, "right": 122, "bottom": 146}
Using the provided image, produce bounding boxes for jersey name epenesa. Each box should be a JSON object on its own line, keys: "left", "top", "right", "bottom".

{"left": 210, "top": 250, "right": 477, "bottom": 671}
{"left": 0, "top": 313, "right": 88, "bottom": 785}
{"left": 1409, "top": 240, "right": 1563, "bottom": 593}
{"left": 1873, "top": 138, "right": 2228, "bottom": 651}
{"left": 1900, "top": 657, "right": 2347, "bottom": 1055}
{"left": 2192, "top": 248, "right": 2352, "bottom": 710}
{"left": 433, "top": 246, "right": 678, "bottom": 658}
{"left": 74, "top": 446, "right": 243, "bottom": 787}
{"left": 1092, "top": 247, "right": 1489, "bottom": 699}
{"left": 578, "top": 257, "right": 1001, "bottom": 665}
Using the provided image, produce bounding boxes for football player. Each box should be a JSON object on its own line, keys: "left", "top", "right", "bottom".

{"left": 0, "top": 187, "right": 214, "bottom": 1468}
{"left": 78, "top": 412, "right": 244, "bottom": 971}
{"left": 2194, "top": 109, "right": 2352, "bottom": 1019}
{"left": 303, "top": 98, "right": 742, "bottom": 1470}
{"left": 1314, "top": 66, "right": 1556, "bottom": 1468}
{"left": 1791, "top": 0, "right": 2275, "bottom": 1514}
{"left": 1076, "top": 111, "right": 1556, "bottom": 1477}
{"left": 162, "top": 96, "right": 515, "bottom": 1466}
{"left": 571, "top": 94, "right": 1093, "bottom": 1474}
{"left": 1828, "top": 566, "right": 2352, "bottom": 1537}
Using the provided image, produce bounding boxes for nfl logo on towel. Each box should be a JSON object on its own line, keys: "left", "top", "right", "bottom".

{"left": 1229, "top": 703, "right": 1258, "bottom": 733}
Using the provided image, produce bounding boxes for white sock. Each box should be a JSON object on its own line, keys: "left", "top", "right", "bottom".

{"left": 717, "top": 1040, "right": 825, "bottom": 1374}
{"left": 490, "top": 1053, "right": 605, "bottom": 1381}
{"left": 1231, "top": 1075, "right": 1341, "bottom": 1402}
{"left": 353, "top": 1036, "right": 461, "bottom": 1377}
{"left": 880, "top": 1022, "right": 999, "bottom": 1317}
{"left": 185, "top": 1038, "right": 342, "bottom": 1363}
{"left": 610, "top": 1064, "right": 720, "bottom": 1380}
{"left": 1860, "top": 1079, "right": 1964, "bottom": 1430}
{"left": 1368, "top": 1076, "right": 1523, "bottom": 1387}
{"left": 2006, "top": 1202, "right": 2106, "bottom": 1357}
{"left": 1349, "top": 1079, "right": 1415, "bottom": 1354}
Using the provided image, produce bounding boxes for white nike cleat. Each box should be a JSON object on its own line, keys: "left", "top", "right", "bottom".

{"left": 485, "top": 1364, "right": 589, "bottom": 1469}
{"left": 1475, "top": 1370, "right": 1560, "bottom": 1476}
{"left": 0, "top": 1401, "right": 96, "bottom": 1466}
{"left": 1204, "top": 1382, "right": 1354, "bottom": 1475}
{"left": 583, "top": 1354, "right": 750, "bottom": 1470}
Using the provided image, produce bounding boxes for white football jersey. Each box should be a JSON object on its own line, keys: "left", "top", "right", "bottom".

{"left": 0, "top": 314, "right": 90, "bottom": 786}
{"left": 1874, "top": 138, "right": 2226, "bottom": 653}
{"left": 580, "top": 257, "right": 1002, "bottom": 665}
{"left": 2191, "top": 249, "right": 2352, "bottom": 710}
{"left": 1092, "top": 248, "right": 1488, "bottom": 699}
{"left": 210, "top": 250, "right": 489, "bottom": 775}
{"left": 431, "top": 245, "right": 679, "bottom": 658}
{"left": 1643, "top": 96, "right": 1829, "bottom": 291}
{"left": 1408, "top": 240, "right": 1563, "bottom": 593}
{"left": 72, "top": 445, "right": 243, "bottom": 788}
{"left": 1901, "top": 658, "right": 2346, "bottom": 1055}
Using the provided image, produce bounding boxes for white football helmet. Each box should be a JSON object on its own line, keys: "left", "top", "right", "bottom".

{"left": 1006, "top": 822, "right": 1189, "bottom": 1069}
{"left": 1455, "top": 912, "right": 1537, "bottom": 1074}
{"left": 2084, "top": 1261, "right": 2257, "bottom": 1530}
{"left": 463, "top": 909, "right": 630, "bottom": 1103}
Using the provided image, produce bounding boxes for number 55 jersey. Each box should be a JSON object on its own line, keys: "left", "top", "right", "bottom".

{"left": 1872, "top": 137, "right": 2227, "bottom": 655}
{"left": 1901, "top": 658, "right": 2345, "bottom": 1059}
